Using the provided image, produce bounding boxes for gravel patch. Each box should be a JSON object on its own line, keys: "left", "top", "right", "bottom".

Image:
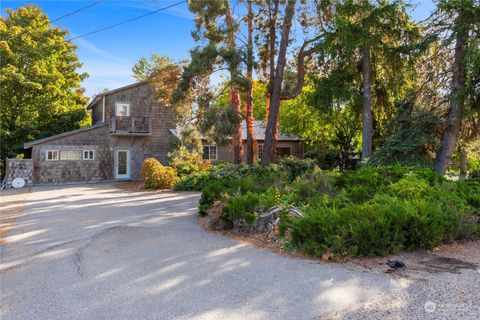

{"left": 321, "top": 242, "right": 480, "bottom": 319}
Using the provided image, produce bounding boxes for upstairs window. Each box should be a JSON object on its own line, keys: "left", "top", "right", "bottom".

{"left": 115, "top": 102, "right": 130, "bottom": 117}
{"left": 202, "top": 145, "right": 217, "bottom": 160}
{"left": 46, "top": 150, "right": 59, "bottom": 161}
{"left": 83, "top": 150, "right": 95, "bottom": 160}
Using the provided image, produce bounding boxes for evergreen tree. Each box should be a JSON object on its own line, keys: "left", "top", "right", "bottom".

{"left": 432, "top": 0, "right": 480, "bottom": 174}
{"left": 312, "top": 0, "right": 422, "bottom": 160}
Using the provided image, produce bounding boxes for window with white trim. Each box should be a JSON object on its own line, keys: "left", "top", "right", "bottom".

{"left": 115, "top": 102, "right": 130, "bottom": 117}
{"left": 60, "top": 150, "right": 82, "bottom": 160}
{"left": 83, "top": 150, "right": 95, "bottom": 160}
{"left": 46, "top": 150, "right": 59, "bottom": 161}
{"left": 258, "top": 144, "right": 263, "bottom": 160}
{"left": 202, "top": 145, "right": 217, "bottom": 160}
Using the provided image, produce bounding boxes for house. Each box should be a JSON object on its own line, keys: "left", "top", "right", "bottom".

{"left": 7, "top": 81, "right": 303, "bottom": 186}
{"left": 198, "top": 120, "right": 304, "bottom": 162}
{"left": 19, "top": 81, "right": 173, "bottom": 185}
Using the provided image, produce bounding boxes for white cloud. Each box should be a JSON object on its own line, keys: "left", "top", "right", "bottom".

{"left": 74, "top": 38, "right": 127, "bottom": 62}
{"left": 115, "top": 1, "right": 193, "bottom": 20}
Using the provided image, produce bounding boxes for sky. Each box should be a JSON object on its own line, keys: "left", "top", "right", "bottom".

{"left": 1, "top": 0, "right": 437, "bottom": 98}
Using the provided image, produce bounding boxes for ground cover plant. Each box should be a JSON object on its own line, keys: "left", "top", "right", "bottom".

{"left": 179, "top": 159, "right": 480, "bottom": 257}
{"left": 285, "top": 166, "right": 479, "bottom": 257}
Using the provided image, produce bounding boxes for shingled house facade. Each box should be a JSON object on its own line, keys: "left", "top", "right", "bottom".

{"left": 14, "top": 81, "right": 303, "bottom": 186}
{"left": 22, "top": 81, "right": 174, "bottom": 184}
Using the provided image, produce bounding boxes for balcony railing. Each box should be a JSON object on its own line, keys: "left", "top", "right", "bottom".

{"left": 109, "top": 116, "right": 151, "bottom": 135}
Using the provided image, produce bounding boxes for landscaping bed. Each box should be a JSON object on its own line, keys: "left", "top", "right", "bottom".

{"left": 175, "top": 159, "right": 480, "bottom": 259}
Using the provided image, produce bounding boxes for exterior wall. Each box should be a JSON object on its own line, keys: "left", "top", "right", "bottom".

{"left": 91, "top": 101, "right": 104, "bottom": 124}
{"left": 216, "top": 144, "right": 235, "bottom": 162}
{"left": 5, "top": 159, "right": 34, "bottom": 187}
{"left": 213, "top": 140, "right": 304, "bottom": 163}
{"left": 104, "top": 83, "right": 174, "bottom": 179}
{"left": 29, "top": 83, "right": 175, "bottom": 185}
{"left": 31, "top": 127, "right": 112, "bottom": 184}
{"left": 275, "top": 141, "right": 304, "bottom": 158}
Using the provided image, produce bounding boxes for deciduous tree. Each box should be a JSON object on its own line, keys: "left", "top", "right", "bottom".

{"left": 0, "top": 5, "right": 88, "bottom": 159}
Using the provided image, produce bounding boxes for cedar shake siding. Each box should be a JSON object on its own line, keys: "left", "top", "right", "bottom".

{"left": 91, "top": 99, "right": 104, "bottom": 124}
{"left": 31, "top": 127, "right": 111, "bottom": 184}
{"left": 24, "top": 82, "right": 175, "bottom": 185}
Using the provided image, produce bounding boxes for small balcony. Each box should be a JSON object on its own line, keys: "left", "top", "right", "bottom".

{"left": 109, "top": 116, "right": 151, "bottom": 136}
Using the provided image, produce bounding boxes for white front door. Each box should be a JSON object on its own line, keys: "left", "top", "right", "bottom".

{"left": 115, "top": 150, "right": 130, "bottom": 179}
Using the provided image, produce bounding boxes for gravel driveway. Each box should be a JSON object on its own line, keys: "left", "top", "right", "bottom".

{"left": 0, "top": 184, "right": 476, "bottom": 319}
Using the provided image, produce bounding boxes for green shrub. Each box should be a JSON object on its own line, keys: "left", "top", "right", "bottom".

{"left": 196, "top": 172, "right": 280, "bottom": 216}
{"left": 457, "top": 178, "right": 480, "bottom": 209}
{"left": 174, "top": 171, "right": 212, "bottom": 191}
{"left": 281, "top": 168, "right": 336, "bottom": 206}
{"left": 290, "top": 193, "right": 462, "bottom": 257}
{"left": 277, "top": 156, "right": 317, "bottom": 181}
{"left": 174, "top": 160, "right": 287, "bottom": 192}
{"left": 140, "top": 158, "right": 179, "bottom": 189}
{"left": 198, "top": 181, "right": 226, "bottom": 216}
{"left": 223, "top": 190, "right": 276, "bottom": 225}
{"left": 333, "top": 165, "right": 445, "bottom": 203}
{"left": 278, "top": 211, "right": 294, "bottom": 237}
{"left": 168, "top": 146, "right": 211, "bottom": 177}
{"left": 174, "top": 162, "right": 246, "bottom": 191}
{"left": 283, "top": 166, "right": 475, "bottom": 257}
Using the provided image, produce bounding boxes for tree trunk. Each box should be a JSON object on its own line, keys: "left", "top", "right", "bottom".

{"left": 361, "top": 44, "right": 373, "bottom": 159}
{"left": 262, "top": 0, "right": 296, "bottom": 164}
{"left": 459, "top": 147, "right": 467, "bottom": 175}
{"left": 230, "top": 90, "right": 244, "bottom": 164}
{"left": 225, "top": 0, "right": 244, "bottom": 164}
{"left": 245, "top": 84, "right": 256, "bottom": 164}
{"left": 245, "top": 0, "right": 256, "bottom": 165}
{"left": 434, "top": 15, "right": 467, "bottom": 175}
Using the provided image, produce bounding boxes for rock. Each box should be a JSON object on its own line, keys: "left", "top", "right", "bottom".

{"left": 387, "top": 260, "right": 406, "bottom": 269}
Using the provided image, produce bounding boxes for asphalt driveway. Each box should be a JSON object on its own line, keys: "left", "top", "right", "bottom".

{"left": 1, "top": 184, "right": 401, "bottom": 320}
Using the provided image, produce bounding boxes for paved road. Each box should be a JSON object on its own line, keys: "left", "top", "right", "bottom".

{"left": 1, "top": 184, "right": 401, "bottom": 320}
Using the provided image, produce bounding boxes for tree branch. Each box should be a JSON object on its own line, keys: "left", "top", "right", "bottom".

{"left": 280, "top": 38, "right": 320, "bottom": 101}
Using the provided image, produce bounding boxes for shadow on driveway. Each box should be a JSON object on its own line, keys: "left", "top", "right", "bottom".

{"left": 0, "top": 184, "right": 402, "bottom": 320}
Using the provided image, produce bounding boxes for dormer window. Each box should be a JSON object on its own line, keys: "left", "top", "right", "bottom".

{"left": 115, "top": 102, "right": 130, "bottom": 117}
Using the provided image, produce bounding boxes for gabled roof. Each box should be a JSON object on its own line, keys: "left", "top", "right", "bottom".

{"left": 241, "top": 120, "right": 301, "bottom": 141}
{"left": 24, "top": 123, "right": 104, "bottom": 149}
{"left": 86, "top": 80, "right": 150, "bottom": 110}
